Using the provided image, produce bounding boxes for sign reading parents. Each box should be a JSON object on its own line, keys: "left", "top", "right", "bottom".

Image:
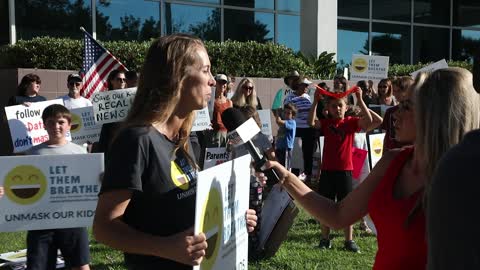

{"left": 91, "top": 87, "right": 136, "bottom": 125}
{"left": 5, "top": 99, "right": 66, "bottom": 153}
{"left": 194, "top": 154, "right": 250, "bottom": 270}
{"left": 69, "top": 106, "right": 102, "bottom": 144}
{"left": 350, "top": 54, "right": 389, "bottom": 81}
{"left": 0, "top": 154, "right": 104, "bottom": 232}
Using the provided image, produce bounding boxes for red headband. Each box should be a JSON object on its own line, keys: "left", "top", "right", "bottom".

{"left": 315, "top": 85, "right": 359, "bottom": 99}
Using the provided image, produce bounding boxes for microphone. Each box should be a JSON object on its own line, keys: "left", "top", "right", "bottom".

{"left": 221, "top": 107, "right": 280, "bottom": 183}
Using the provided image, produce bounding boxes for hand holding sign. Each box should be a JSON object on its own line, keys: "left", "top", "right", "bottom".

{"left": 164, "top": 228, "right": 207, "bottom": 266}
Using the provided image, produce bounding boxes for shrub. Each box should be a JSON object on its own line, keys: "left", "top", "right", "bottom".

{"left": 0, "top": 37, "right": 317, "bottom": 78}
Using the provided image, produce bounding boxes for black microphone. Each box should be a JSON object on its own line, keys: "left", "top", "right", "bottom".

{"left": 221, "top": 107, "right": 280, "bottom": 183}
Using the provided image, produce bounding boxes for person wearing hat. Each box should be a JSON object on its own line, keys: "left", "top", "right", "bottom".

{"left": 209, "top": 74, "right": 233, "bottom": 147}
{"left": 283, "top": 76, "right": 315, "bottom": 183}
{"left": 272, "top": 71, "right": 300, "bottom": 114}
{"left": 59, "top": 73, "right": 92, "bottom": 109}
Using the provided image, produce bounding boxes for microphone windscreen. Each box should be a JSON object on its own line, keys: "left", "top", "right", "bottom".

{"left": 221, "top": 107, "right": 247, "bottom": 132}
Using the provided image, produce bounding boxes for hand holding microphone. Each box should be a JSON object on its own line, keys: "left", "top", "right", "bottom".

{"left": 221, "top": 107, "right": 281, "bottom": 183}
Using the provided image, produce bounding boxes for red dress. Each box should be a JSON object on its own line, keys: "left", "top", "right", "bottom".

{"left": 368, "top": 147, "right": 427, "bottom": 270}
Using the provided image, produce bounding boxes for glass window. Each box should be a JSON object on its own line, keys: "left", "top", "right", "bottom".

{"left": 0, "top": 0, "right": 8, "bottom": 45}
{"left": 413, "top": 26, "right": 449, "bottom": 63}
{"left": 414, "top": 0, "right": 450, "bottom": 25}
{"left": 338, "top": 0, "right": 369, "bottom": 18}
{"left": 373, "top": 0, "right": 411, "bottom": 22}
{"left": 452, "top": 29, "right": 480, "bottom": 62}
{"left": 277, "top": 0, "right": 300, "bottom": 13}
{"left": 96, "top": 0, "right": 160, "bottom": 41}
{"left": 224, "top": 0, "right": 274, "bottom": 10}
{"left": 372, "top": 23, "right": 411, "bottom": 64}
{"left": 453, "top": 0, "right": 480, "bottom": 27}
{"left": 277, "top": 14, "right": 300, "bottom": 51}
{"left": 224, "top": 9, "right": 274, "bottom": 43}
{"left": 16, "top": 0, "right": 91, "bottom": 40}
{"left": 181, "top": 0, "right": 220, "bottom": 4}
{"left": 337, "top": 20, "right": 369, "bottom": 68}
{"left": 164, "top": 3, "right": 220, "bottom": 41}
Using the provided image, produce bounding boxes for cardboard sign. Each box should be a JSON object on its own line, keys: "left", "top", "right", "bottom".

{"left": 203, "top": 147, "right": 230, "bottom": 170}
{"left": 410, "top": 59, "right": 448, "bottom": 78}
{"left": 91, "top": 87, "right": 136, "bottom": 125}
{"left": 352, "top": 147, "right": 368, "bottom": 179}
{"left": 0, "top": 154, "right": 104, "bottom": 232}
{"left": 368, "top": 133, "right": 386, "bottom": 169}
{"left": 350, "top": 54, "right": 389, "bottom": 81}
{"left": 69, "top": 106, "right": 101, "bottom": 144}
{"left": 257, "top": 109, "right": 272, "bottom": 137}
{"left": 192, "top": 107, "right": 212, "bottom": 132}
{"left": 4, "top": 99, "right": 67, "bottom": 153}
{"left": 194, "top": 155, "right": 250, "bottom": 270}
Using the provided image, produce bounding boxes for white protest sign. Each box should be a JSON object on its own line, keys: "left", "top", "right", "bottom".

{"left": 203, "top": 147, "right": 230, "bottom": 170}
{"left": 368, "top": 133, "right": 385, "bottom": 169}
{"left": 0, "top": 154, "right": 104, "bottom": 232}
{"left": 69, "top": 106, "right": 101, "bottom": 144}
{"left": 410, "top": 59, "right": 448, "bottom": 78}
{"left": 4, "top": 99, "right": 67, "bottom": 153}
{"left": 257, "top": 109, "right": 272, "bottom": 137}
{"left": 194, "top": 155, "right": 250, "bottom": 270}
{"left": 192, "top": 107, "right": 211, "bottom": 132}
{"left": 91, "top": 87, "right": 136, "bottom": 125}
{"left": 350, "top": 54, "right": 389, "bottom": 81}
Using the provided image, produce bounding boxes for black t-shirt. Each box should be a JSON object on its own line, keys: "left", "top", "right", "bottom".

{"left": 100, "top": 125, "right": 197, "bottom": 269}
{"left": 7, "top": 95, "right": 47, "bottom": 106}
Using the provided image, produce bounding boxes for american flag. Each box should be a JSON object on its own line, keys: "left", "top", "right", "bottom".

{"left": 80, "top": 30, "right": 127, "bottom": 99}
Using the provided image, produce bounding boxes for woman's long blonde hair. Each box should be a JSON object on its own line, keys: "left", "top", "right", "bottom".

{"left": 414, "top": 67, "right": 480, "bottom": 181}
{"left": 125, "top": 34, "right": 205, "bottom": 157}
{"left": 231, "top": 78, "right": 258, "bottom": 108}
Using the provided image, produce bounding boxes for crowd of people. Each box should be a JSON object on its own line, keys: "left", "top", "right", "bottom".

{"left": 0, "top": 33, "right": 479, "bottom": 270}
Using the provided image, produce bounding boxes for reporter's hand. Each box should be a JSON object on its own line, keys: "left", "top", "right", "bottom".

{"left": 163, "top": 228, "right": 207, "bottom": 266}
{"left": 262, "top": 160, "right": 291, "bottom": 185}
{"left": 245, "top": 209, "right": 258, "bottom": 232}
{"left": 254, "top": 171, "right": 267, "bottom": 186}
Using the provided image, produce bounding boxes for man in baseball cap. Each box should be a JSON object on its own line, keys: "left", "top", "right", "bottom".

{"left": 59, "top": 73, "right": 92, "bottom": 109}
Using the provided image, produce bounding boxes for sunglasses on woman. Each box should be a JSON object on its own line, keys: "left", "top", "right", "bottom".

{"left": 243, "top": 86, "right": 254, "bottom": 90}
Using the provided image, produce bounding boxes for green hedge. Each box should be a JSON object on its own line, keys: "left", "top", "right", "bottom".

{"left": 0, "top": 37, "right": 472, "bottom": 79}
{"left": 0, "top": 37, "right": 314, "bottom": 78}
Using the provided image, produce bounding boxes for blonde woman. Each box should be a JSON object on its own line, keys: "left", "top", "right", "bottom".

{"left": 231, "top": 78, "right": 262, "bottom": 110}
{"left": 93, "top": 34, "right": 258, "bottom": 270}
{"left": 262, "top": 67, "right": 480, "bottom": 270}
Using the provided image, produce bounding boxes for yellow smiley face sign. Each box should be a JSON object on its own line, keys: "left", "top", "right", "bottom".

{"left": 3, "top": 165, "right": 47, "bottom": 205}
{"left": 371, "top": 138, "right": 383, "bottom": 158}
{"left": 352, "top": 57, "right": 368, "bottom": 73}
{"left": 70, "top": 113, "right": 82, "bottom": 133}
{"left": 200, "top": 187, "right": 223, "bottom": 270}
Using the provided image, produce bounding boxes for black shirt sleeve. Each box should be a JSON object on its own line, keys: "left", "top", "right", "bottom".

{"left": 100, "top": 127, "right": 148, "bottom": 194}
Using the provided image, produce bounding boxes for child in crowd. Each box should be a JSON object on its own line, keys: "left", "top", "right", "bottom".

{"left": 25, "top": 104, "right": 90, "bottom": 270}
{"left": 275, "top": 103, "right": 297, "bottom": 170}
{"left": 309, "top": 89, "right": 382, "bottom": 252}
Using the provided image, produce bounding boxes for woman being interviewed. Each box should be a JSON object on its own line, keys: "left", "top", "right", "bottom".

{"left": 93, "top": 34, "right": 257, "bottom": 269}
{"left": 262, "top": 67, "right": 480, "bottom": 270}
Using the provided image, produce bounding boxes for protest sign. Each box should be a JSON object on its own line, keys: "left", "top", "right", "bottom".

{"left": 350, "top": 54, "right": 389, "bottom": 81}
{"left": 203, "top": 147, "right": 230, "bottom": 170}
{"left": 69, "top": 106, "right": 101, "bottom": 144}
{"left": 91, "top": 87, "right": 136, "bottom": 125}
{"left": 0, "top": 154, "right": 104, "bottom": 232}
{"left": 192, "top": 107, "right": 211, "bottom": 132}
{"left": 410, "top": 59, "right": 448, "bottom": 78}
{"left": 194, "top": 155, "right": 250, "bottom": 270}
{"left": 368, "top": 104, "right": 392, "bottom": 118}
{"left": 257, "top": 109, "right": 272, "bottom": 137}
{"left": 4, "top": 99, "right": 67, "bottom": 153}
{"left": 368, "top": 133, "right": 385, "bottom": 169}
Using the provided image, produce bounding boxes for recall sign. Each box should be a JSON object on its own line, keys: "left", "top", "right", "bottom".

{"left": 91, "top": 87, "right": 136, "bottom": 125}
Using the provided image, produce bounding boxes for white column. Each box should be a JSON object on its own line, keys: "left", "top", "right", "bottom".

{"left": 300, "top": 0, "right": 337, "bottom": 60}
{"left": 8, "top": 0, "right": 15, "bottom": 44}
